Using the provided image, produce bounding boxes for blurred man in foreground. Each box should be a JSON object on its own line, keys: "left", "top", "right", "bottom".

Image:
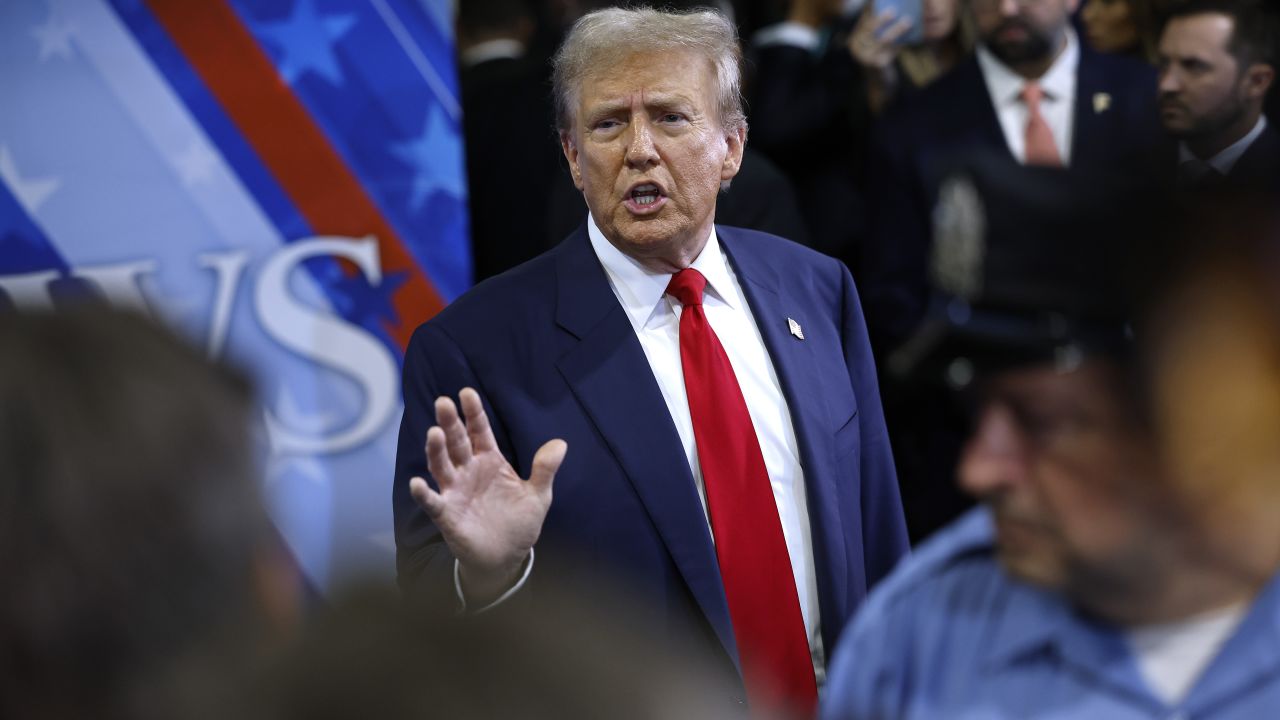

{"left": 394, "top": 7, "right": 908, "bottom": 716}
{"left": 0, "top": 307, "right": 297, "bottom": 720}
{"left": 823, "top": 163, "right": 1280, "bottom": 718}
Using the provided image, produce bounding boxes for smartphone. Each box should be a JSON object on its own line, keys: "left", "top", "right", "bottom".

{"left": 873, "top": 0, "right": 924, "bottom": 46}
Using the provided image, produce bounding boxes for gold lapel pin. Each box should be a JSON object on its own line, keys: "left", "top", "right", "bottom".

{"left": 788, "top": 317, "right": 805, "bottom": 340}
{"left": 1093, "top": 92, "right": 1112, "bottom": 114}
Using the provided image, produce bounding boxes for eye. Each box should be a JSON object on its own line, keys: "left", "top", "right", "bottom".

{"left": 660, "top": 113, "right": 686, "bottom": 124}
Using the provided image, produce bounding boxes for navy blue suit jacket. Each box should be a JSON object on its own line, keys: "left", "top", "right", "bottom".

{"left": 393, "top": 224, "right": 909, "bottom": 684}
{"left": 861, "top": 46, "right": 1160, "bottom": 349}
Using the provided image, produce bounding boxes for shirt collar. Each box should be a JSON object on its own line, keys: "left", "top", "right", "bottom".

{"left": 1179, "top": 115, "right": 1269, "bottom": 175}
{"left": 460, "top": 39, "right": 526, "bottom": 68}
{"left": 976, "top": 27, "right": 1080, "bottom": 106}
{"left": 586, "top": 213, "right": 736, "bottom": 333}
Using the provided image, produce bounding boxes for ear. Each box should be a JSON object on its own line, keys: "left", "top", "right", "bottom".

{"left": 1243, "top": 63, "right": 1276, "bottom": 102}
{"left": 560, "top": 130, "right": 584, "bottom": 191}
{"left": 720, "top": 125, "right": 746, "bottom": 183}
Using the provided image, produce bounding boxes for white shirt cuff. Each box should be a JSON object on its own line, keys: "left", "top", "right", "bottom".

{"left": 453, "top": 548, "right": 535, "bottom": 615}
{"left": 752, "top": 22, "right": 822, "bottom": 52}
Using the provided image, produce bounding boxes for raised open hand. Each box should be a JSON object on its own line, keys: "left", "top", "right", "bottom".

{"left": 409, "top": 388, "right": 567, "bottom": 603}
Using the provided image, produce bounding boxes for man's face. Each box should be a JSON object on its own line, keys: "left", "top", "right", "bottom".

{"left": 958, "top": 361, "right": 1167, "bottom": 594}
{"left": 561, "top": 50, "right": 744, "bottom": 269}
{"left": 971, "top": 0, "right": 1078, "bottom": 67}
{"left": 1157, "top": 14, "right": 1248, "bottom": 138}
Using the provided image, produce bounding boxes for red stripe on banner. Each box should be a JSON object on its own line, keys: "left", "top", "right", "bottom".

{"left": 145, "top": 0, "right": 446, "bottom": 349}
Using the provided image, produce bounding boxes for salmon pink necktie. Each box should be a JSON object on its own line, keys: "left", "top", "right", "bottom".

{"left": 666, "top": 267, "right": 817, "bottom": 716}
{"left": 1021, "top": 81, "right": 1062, "bottom": 167}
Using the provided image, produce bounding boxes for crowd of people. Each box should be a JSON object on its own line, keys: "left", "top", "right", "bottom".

{"left": 7, "top": 0, "right": 1280, "bottom": 718}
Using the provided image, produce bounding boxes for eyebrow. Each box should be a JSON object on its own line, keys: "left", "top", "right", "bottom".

{"left": 582, "top": 93, "right": 698, "bottom": 121}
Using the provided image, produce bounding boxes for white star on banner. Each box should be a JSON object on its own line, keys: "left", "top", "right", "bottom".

{"left": 174, "top": 141, "right": 220, "bottom": 188}
{"left": 0, "top": 145, "right": 60, "bottom": 212}
{"left": 30, "top": 8, "right": 75, "bottom": 62}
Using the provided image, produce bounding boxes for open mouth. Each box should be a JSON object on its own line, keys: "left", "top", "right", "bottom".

{"left": 624, "top": 182, "right": 667, "bottom": 214}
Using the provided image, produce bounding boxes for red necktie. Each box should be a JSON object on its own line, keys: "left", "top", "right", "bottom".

{"left": 667, "top": 268, "right": 817, "bottom": 716}
{"left": 1021, "top": 82, "right": 1062, "bottom": 167}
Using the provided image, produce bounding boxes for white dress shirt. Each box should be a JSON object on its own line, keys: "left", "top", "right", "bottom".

{"left": 976, "top": 29, "right": 1080, "bottom": 166}
{"left": 1179, "top": 115, "right": 1269, "bottom": 175}
{"left": 1128, "top": 602, "right": 1248, "bottom": 704}
{"left": 587, "top": 215, "right": 827, "bottom": 683}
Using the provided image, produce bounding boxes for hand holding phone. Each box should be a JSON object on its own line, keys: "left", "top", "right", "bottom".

{"left": 871, "top": 0, "right": 923, "bottom": 47}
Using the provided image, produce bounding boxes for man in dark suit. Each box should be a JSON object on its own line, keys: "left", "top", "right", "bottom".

{"left": 393, "top": 7, "right": 908, "bottom": 717}
{"left": 457, "top": 0, "right": 562, "bottom": 281}
{"left": 859, "top": 0, "right": 1159, "bottom": 541}
{"left": 1157, "top": 0, "right": 1280, "bottom": 190}
{"left": 745, "top": 0, "right": 872, "bottom": 262}
{"left": 864, "top": 0, "right": 1158, "bottom": 351}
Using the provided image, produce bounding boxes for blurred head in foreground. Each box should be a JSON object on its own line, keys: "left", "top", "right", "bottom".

{"left": 1141, "top": 192, "right": 1280, "bottom": 588}
{"left": 0, "top": 307, "right": 296, "bottom": 720}
{"left": 254, "top": 582, "right": 745, "bottom": 720}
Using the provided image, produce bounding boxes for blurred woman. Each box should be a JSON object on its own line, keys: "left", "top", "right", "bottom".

{"left": 847, "top": 0, "right": 972, "bottom": 114}
{"left": 1081, "top": 0, "right": 1167, "bottom": 62}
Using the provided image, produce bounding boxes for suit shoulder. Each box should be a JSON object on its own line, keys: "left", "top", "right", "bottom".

{"left": 716, "top": 224, "right": 845, "bottom": 272}
{"left": 419, "top": 244, "right": 561, "bottom": 337}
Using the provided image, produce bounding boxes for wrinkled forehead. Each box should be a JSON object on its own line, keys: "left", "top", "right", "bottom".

{"left": 570, "top": 49, "right": 718, "bottom": 118}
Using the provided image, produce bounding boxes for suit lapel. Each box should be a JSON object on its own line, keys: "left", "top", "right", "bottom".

{"left": 718, "top": 228, "right": 851, "bottom": 634}
{"left": 551, "top": 227, "right": 739, "bottom": 668}
{"left": 1072, "top": 48, "right": 1108, "bottom": 170}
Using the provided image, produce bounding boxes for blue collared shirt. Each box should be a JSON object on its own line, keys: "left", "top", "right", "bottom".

{"left": 821, "top": 508, "right": 1280, "bottom": 719}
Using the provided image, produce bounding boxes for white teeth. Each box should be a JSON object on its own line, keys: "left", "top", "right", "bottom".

{"left": 636, "top": 195, "right": 656, "bottom": 206}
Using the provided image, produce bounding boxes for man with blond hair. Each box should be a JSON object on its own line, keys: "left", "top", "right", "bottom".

{"left": 393, "top": 7, "right": 908, "bottom": 715}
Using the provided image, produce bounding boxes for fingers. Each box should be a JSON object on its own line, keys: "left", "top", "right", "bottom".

{"left": 528, "top": 439, "right": 568, "bottom": 494}
{"left": 434, "top": 395, "right": 473, "bottom": 466}
{"left": 409, "top": 476, "right": 446, "bottom": 519}
{"left": 459, "top": 387, "right": 499, "bottom": 454}
{"left": 873, "top": 8, "right": 899, "bottom": 32}
{"left": 425, "top": 425, "right": 456, "bottom": 489}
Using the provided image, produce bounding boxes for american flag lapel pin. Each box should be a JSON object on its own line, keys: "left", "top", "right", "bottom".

{"left": 787, "top": 317, "right": 804, "bottom": 340}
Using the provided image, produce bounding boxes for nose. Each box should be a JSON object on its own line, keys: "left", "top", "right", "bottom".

{"left": 1158, "top": 67, "right": 1181, "bottom": 94}
{"left": 998, "top": 0, "right": 1021, "bottom": 16}
{"left": 958, "top": 403, "right": 1029, "bottom": 500}
{"left": 624, "top": 118, "right": 659, "bottom": 169}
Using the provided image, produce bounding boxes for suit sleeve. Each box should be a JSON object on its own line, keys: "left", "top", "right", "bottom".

{"left": 392, "top": 322, "right": 468, "bottom": 605}
{"left": 838, "top": 261, "right": 910, "bottom": 585}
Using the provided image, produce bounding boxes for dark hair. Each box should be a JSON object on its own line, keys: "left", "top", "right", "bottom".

{"left": 1164, "top": 0, "right": 1278, "bottom": 68}
{"left": 0, "top": 307, "right": 269, "bottom": 719}
{"left": 456, "top": 0, "right": 533, "bottom": 37}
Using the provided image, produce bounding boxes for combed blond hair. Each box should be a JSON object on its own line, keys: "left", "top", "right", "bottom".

{"left": 551, "top": 7, "right": 747, "bottom": 134}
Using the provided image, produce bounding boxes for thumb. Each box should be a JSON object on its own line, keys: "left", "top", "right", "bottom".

{"left": 527, "top": 439, "right": 567, "bottom": 494}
